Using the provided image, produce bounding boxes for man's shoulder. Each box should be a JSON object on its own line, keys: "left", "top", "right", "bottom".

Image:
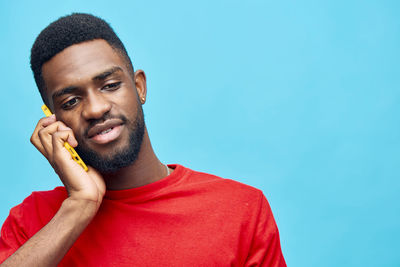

{"left": 10, "top": 187, "right": 67, "bottom": 219}
{"left": 24, "top": 186, "right": 68, "bottom": 206}
{"left": 179, "top": 165, "right": 265, "bottom": 203}
{"left": 3, "top": 187, "right": 67, "bottom": 235}
{"left": 177, "top": 165, "right": 273, "bottom": 233}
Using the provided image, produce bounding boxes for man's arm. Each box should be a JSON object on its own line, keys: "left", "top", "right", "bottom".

{"left": 1, "top": 115, "right": 105, "bottom": 266}
{"left": 1, "top": 198, "right": 96, "bottom": 266}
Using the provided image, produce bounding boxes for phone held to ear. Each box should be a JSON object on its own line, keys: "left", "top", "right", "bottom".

{"left": 41, "top": 104, "right": 89, "bottom": 172}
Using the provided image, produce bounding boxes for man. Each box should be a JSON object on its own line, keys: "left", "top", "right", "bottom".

{"left": 0, "top": 13, "right": 286, "bottom": 266}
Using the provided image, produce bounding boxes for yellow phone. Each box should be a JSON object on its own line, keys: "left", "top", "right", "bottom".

{"left": 41, "top": 104, "right": 89, "bottom": 172}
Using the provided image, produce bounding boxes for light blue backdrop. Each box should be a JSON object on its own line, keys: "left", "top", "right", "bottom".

{"left": 0, "top": 1, "right": 399, "bottom": 266}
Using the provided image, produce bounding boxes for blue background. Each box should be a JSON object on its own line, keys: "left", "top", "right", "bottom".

{"left": 0, "top": 1, "right": 399, "bottom": 266}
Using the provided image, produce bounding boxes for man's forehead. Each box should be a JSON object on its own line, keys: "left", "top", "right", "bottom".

{"left": 42, "top": 40, "right": 127, "bottom": 96}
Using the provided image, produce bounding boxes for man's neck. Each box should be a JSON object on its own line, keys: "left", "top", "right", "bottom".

{"left": 101, "top": 128, "right": 169, "bottom": 190}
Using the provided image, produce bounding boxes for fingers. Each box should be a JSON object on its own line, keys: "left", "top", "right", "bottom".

{"left": 56, "top": 124, "right": 78, "bottom": 147}
{"left": 31, "top": 115, "right": 56, "bottom": 157}
{"left": 51, "top": 130, "right": 78, "bottom": 171}
{"left": 31, "top": 116, "right": 78, "bottom": 160}
{"left": 39, "top": 123, "right": 78, "bottom": 160}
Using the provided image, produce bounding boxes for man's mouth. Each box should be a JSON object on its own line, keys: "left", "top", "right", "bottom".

{"left": 87, "top": 119, "right": 125, "bottom": 144}
{"left": 98, "top": 128, "right": 113, "bottom": 135}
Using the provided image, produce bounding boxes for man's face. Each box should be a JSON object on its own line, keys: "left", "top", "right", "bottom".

{"left": 41, "top": 39, "right": 145, "bottom": 172}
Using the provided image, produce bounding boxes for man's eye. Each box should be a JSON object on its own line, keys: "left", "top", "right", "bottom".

{"left": 61, "top": 98, "right": 79, "bottom": 109}
{"left": 103, "top": 82, "right": 121, "bottom": 91}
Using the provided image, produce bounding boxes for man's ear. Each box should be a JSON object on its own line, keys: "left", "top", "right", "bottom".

{"left": 134, "top": 70, "right": 147, "bottom": 104}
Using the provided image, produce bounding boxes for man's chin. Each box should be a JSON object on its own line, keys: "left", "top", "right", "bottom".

{"left": 76, "top": 137, "right": 142, "bottom": 173}
{"left": 78, "top": 150, "right": 137, "bottom": 173}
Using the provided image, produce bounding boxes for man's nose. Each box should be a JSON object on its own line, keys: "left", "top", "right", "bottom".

{"left": 81, "top": 91, "right": 112, "bottom": 120}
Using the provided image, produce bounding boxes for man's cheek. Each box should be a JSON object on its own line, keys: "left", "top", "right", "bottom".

{"left": 75, "top": 133, "right": 87, "bottom": 147}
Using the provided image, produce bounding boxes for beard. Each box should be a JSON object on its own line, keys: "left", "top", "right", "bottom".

{"left": 75, "top": 104, "right": 145, "bottom": 173}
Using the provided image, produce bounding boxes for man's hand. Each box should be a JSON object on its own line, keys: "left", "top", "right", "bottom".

{"left": 30, "top": 114, "right": 106, "bottom": 208}
{"left": 1, "top": 115, "right": 107, "bottom": 266}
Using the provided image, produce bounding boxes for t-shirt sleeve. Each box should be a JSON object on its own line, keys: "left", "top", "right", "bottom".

{"left": 0, "top": 189, "right": 65, "bottom": 264}
{"left": 0, "top": 203, "right": 30, "bottom": 264}
{"left": 245, "top": 193, "right": 286, "bottom": 267}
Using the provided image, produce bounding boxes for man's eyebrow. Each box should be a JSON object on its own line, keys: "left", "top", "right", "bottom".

{"left": 92, "top": 66, "right": 123, "bottom": 81}
{"left": 52, "top": 86, "right": 79, "bottom": 101}
{"left": 51, "top": 66, "right": 124, "bottom": 101}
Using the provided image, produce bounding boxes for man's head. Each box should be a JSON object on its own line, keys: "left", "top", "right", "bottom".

{"left": 31, "top": 13, "right": 134, "bottom": 106}
{"left": 31, "top": 13, "right": 146, "bottom": 173}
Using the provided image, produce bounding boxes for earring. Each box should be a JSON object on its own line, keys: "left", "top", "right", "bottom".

{"left": 141, "top": 97, "right": 145, "bottom": 103}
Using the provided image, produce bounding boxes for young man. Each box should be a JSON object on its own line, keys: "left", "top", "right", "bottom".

{"left": 0, "top": 13, "right": 286, "bottom": 266}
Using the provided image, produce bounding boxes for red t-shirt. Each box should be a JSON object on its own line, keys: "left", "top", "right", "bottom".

{"left": 0, "top": 164, "right": 286, "bottom": 266}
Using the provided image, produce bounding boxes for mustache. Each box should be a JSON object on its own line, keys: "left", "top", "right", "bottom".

{"left": 84, "top": 112, "right": 128, "bottom": 138}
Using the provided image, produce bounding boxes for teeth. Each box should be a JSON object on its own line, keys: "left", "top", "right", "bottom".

{"left": 99, "top": 128, "right": 113, "bottom": 135}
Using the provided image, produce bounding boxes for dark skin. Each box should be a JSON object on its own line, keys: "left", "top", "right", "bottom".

{"left": 2, "top": 39, "right": 170, "bottom": 267}
{"left": 32, "top": 39, "right": 170, "bottom": 193}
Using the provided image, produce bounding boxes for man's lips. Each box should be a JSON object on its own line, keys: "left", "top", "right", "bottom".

{"left": 87, "top": 119, "right": 124, "bottom": 144}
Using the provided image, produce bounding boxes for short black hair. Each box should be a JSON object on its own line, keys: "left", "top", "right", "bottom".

{"left": 30, "top": 13, "right": 134, "bottom": 105}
